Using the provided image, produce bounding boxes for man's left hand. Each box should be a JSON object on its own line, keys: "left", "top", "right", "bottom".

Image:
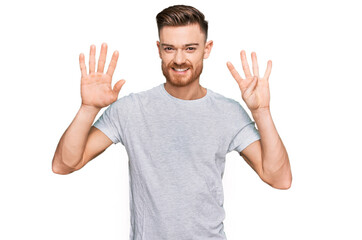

{"left": 227, "top": 50, "right": 272, "bottom": 113}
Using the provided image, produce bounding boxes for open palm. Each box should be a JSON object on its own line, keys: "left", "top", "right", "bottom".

{"left": 227, "top": 50, "right": 272, "bottom": 113}
{"left": 79, "top": 43, "right": 125, "bottom": 109}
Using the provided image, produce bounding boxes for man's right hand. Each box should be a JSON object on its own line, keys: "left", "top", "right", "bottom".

{"left": 79, "top": 43, "right": 126, "bottom": 110}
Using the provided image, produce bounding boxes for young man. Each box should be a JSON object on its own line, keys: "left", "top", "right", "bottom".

{"left": 52, "top": 5, "right": 292, "bottom": 240}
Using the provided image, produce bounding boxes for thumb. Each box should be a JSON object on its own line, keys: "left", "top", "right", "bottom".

{"left": 113, "top": 79, "right": 126, "bottom": 96}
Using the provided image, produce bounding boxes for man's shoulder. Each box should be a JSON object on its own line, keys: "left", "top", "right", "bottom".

{"left": 113, "top": 84, "right": 161, "bottom": 105}
{"left": 208, "top": 88, "right": 243, "bottom": 110}
{"left": 208, "top": 88, "right": 252, "bottom": 125}
{"left": 134, "top": 84, "right": 162, "bottom": 98}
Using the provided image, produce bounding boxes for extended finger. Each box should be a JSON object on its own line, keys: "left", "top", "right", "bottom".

{"left": 240, "top": 50, "right": 252, "bottom": 79}
{"left": 89, "top": 44, "right": 96, "bottom": 73}
{"left": 97, "top": 43, "right": 108, "bottom": 73}
{"left": 79, "top": 53, "right": 87, "bottom": 78}
{"left": 251, "top": 52, "right": 259, "bottom": 77}
{"left": 226, "top": 61, "right": 244, "bottom": 84}
{"left": 106, "top": 50, "right": 119, "bottom": 77}
{"left": 263, "top": 60, "right": 272, "bottom": 80}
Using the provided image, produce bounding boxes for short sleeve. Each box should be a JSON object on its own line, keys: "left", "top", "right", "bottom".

{"left": 227, "top": 102, "right": 260, "bottom": 153}
{"left": 93, "top": 96, "right": 130, "bottom": 145}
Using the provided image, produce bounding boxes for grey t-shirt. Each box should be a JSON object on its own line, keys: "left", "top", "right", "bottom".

{"left": 93, "top": 83, "right": 260, "bottom": 240}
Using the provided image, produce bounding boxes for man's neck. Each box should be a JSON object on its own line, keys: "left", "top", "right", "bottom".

{"left": 164, "top": 81, "right": 207, "bottom": 100}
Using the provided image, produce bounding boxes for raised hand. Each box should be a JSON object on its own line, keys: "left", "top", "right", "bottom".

{"left": 79, "top": 43, "right": 126, "bottom": 110}
{"left": 227, "top": 50, "right": 272, "bottom": 113}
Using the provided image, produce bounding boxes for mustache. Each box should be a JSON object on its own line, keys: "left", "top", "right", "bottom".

{"left": 167, "top": 62, "right": 192, "bottom": 69}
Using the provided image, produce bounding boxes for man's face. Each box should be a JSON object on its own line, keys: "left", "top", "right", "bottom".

{"left": 157, "top": 24, "right": 213, "bottom": 87}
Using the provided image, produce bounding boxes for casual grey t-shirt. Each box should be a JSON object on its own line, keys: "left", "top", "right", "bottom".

{"left": 93, "top": 83, "right": 260, "bottom": 240}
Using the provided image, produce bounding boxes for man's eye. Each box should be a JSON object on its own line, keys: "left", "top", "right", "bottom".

{"left": 186, "top": 47, "right": 196, "bottom": 51}
{"left": 164, "top": 47, "right": 173, "bottom": 51}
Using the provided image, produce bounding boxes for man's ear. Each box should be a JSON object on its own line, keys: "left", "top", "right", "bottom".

{"left": 156, "top": 41, "right": 162, "bottom": 59}
{"left": 203, "top": 40, "right": 213, "bottom": 59}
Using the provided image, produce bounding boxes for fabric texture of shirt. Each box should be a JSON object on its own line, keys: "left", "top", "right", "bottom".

{"left": 93, "top": 83, "right": 260, "bottom": 240}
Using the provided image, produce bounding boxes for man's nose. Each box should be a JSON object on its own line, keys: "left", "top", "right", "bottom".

{"left": 173, "top": 50, "right": 186, "bottom": 65}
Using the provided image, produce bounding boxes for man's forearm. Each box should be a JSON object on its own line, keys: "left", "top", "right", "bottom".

{"left": 52, "top": 105, "right": 100, "bottom": 173}
{"left": 252, "top": 108, "right": 292, "bottom": 188}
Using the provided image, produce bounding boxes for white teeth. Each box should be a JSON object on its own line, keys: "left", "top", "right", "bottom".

{"left": 173, "top": 68, "right": 189, "bottom": 72}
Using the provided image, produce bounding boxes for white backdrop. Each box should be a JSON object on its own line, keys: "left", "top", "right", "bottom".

{"left": 1, "top": 0, "right": 361, "bottom": 239}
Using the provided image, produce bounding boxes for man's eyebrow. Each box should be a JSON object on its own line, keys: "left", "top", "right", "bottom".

{"left": 185, "top": 43, "right": 199, "bottom": 47}
{"left": 160, "top": 43, "right": 199, "bottom": 47}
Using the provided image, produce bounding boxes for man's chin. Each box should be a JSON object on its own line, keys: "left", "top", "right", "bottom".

{"left": 165, "top": 71, "right": 190, "bottom": 86}
{"left": 166, "top": 76, "right": 194, "bottom": 87}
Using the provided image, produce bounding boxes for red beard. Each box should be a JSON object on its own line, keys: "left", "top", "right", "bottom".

{"left": 161, "top": 60, "right": 203, "bottom": 87}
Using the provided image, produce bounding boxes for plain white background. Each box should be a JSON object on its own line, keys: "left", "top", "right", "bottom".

{"left": 1, "top": 0, "right": 361, "bottom": 239}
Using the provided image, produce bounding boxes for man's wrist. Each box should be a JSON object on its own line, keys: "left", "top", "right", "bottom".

{"left": 251, "top": 107, "right": 270, "bottom": 116}
{"left": 251, "top": 107, "right": 272, "bottom": 121}
{"left": 80, "top": 104, "right": 102, "bottom": 116}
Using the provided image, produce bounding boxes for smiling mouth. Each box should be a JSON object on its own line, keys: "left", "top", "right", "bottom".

{"left": 172, "top": 67, "right": 190, "bottom": 73}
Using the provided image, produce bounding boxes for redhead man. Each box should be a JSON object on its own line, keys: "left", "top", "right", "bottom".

{"left": 52, "top": 5, "right": 292, "bottom": 240}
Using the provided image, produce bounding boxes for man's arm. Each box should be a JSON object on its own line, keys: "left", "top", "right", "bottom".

{"left": 52, "top": 43, "right": 126, "bottom": 174}
{"left": 239, "top": 109, "right": 291, "bottom": 189}
{"left": 227, "top": 50, "right": 292, "bottom": 189}
{"left": 52, "top": 106, "right": 112, "bottom": 174}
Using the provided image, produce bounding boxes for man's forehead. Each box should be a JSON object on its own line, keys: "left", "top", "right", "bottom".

{"left": 159, "top": 24, "right": 206, "bottom": 45}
